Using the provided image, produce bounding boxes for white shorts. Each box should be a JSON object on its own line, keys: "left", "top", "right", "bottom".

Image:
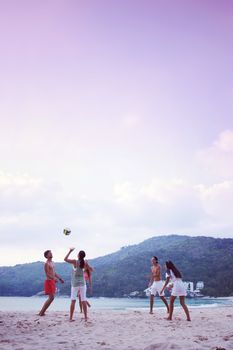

{"left": 71, "top": 285, "right": 87, "bottom": 301}
{"left": 171, "top": 280, "right": 187, "bottom": 297}
{"left": 149, "top": 281, "right": 164, "bottom": 296}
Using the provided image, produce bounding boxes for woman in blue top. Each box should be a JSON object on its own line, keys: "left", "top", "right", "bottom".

{"left": 64, "top": 248, "right": 93, "bottom": 321}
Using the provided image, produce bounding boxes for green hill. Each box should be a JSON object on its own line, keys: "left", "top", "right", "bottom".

{"left": 0, "top": 235, "right": 233, "bottom": 297}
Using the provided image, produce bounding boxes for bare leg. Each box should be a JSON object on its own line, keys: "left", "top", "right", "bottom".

{"left": 160, "top": 296, "right": 169, "bottom": 313}
{"left": 167, "top": 296, "right": 176, "bottom": 320}
{"left": 70, "top": 300, "right": 76, "bottom": 321}
{"left": 39, "top": 294, "right": 54, "bottom": 316}
{"left": 150, "top": 294, "right": 154, "bottom": 314}
{"left": 78, "top": 294, "right": 83, "bottom": 313}
{"left": 82, "top": 301, "right": 88, "bottom": 321}
{"left": 179, "top": 296, "right": 191, "bottom": 321}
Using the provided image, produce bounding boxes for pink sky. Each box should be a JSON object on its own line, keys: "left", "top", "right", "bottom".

{"left": 0, "top": 0, "right": 233, "bottom": 265}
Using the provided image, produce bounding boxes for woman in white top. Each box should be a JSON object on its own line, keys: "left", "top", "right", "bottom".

{"left": 160, "top": 260, "right": 191, "bottom": 321}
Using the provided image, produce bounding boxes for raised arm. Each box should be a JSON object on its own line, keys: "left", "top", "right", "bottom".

{"left": 64, "top": 248, "right": 76, "bottom": 265}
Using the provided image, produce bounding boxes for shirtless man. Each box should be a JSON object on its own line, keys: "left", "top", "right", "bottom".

{"left": 39, "top": 250, "right": 64, "bottom": 316}
{"left": 148, "top": 256, "right": 169, "bottom": 314}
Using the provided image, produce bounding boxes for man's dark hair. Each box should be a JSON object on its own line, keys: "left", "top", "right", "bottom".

{"left": 44, "top": 250, "right": 51, "bottom": 258}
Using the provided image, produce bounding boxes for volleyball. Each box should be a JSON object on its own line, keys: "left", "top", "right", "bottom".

{"left": 63, "top": 228, "right": 71, "bottom": 236}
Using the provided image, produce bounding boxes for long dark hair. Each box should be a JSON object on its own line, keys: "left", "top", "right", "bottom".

{"left": 78, "top": 250, "right": 86, "bottom": 269}
{"left": 166, "top": 260, "right": 182, "bottom": 278}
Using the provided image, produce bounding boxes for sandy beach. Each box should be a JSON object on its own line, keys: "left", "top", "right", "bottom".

{"left": 0, "top": 307, "right": 232, "bottom": 350}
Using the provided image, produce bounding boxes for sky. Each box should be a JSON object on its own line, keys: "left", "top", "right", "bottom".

{"left": 0, "top": 0, "right": 233, "bottom": 266}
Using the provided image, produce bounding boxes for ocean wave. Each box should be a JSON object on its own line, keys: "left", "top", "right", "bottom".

{"left": 189, "top": 303, "right": 219, "bottom": 308}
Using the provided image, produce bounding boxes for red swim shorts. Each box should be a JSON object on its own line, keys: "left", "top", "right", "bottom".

{"left": 44, "top": 280, "right": 56, "bottom": 295}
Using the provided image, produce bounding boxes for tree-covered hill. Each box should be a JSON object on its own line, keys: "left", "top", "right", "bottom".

{"left": 0, "top": 235, "right": 232, "bottom": 297}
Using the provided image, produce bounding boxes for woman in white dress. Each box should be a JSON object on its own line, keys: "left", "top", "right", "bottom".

{"left": 160, "top": 260, "right": 191, "bottom": 321}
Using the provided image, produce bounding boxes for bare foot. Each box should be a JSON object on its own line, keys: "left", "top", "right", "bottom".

{"left": 84, "top": 318, "right": 92, "bottom": 324}
{"left": 69, "top": 319, "right": 75, "bottom": 322}
{"left": 149, "top": 311, "right": 153, "bottom": 314}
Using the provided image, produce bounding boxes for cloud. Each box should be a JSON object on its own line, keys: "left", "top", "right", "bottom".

{"left": 112, "top": 179, "right": 205, "bottom": 230}
{"left": 111, "top": 177, "right": 233, "bottom": 239}
{"left": 198, "top": 181, "right": 233, "bottom": 222}
{"left": 1, "top": 162, "right": 233, "bottom": 266}
{"left": 0, "top": 172, "right": 53, "bottom": 214}
{"left": 214, "top": 129, "right": 233, "bottom": 152}
{"left": 0, "top": 171, "right": 81, "bottom": 237}
{"left": 0, "top": 171, "right": 120, "bottom": 262}
{"left": 197, "top": 129, "right": 233, "bottom": 180}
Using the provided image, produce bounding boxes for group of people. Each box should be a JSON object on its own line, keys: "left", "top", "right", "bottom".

{"left": 39, "top": 248, "right": 93, "bottom": 321}
{"left": 39, "top": 249, "right": 191, "bottom": 322}
{"left": 148, "top": 256, "right": 191, "bottom": 321}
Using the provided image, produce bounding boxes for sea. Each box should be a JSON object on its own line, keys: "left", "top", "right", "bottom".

{"left": 0, "top": 296, "right": 233, "bottom": 312}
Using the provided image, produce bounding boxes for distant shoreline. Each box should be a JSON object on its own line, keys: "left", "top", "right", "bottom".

{"left": 0, "top": 295, "right": 233, "bottom": 313}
